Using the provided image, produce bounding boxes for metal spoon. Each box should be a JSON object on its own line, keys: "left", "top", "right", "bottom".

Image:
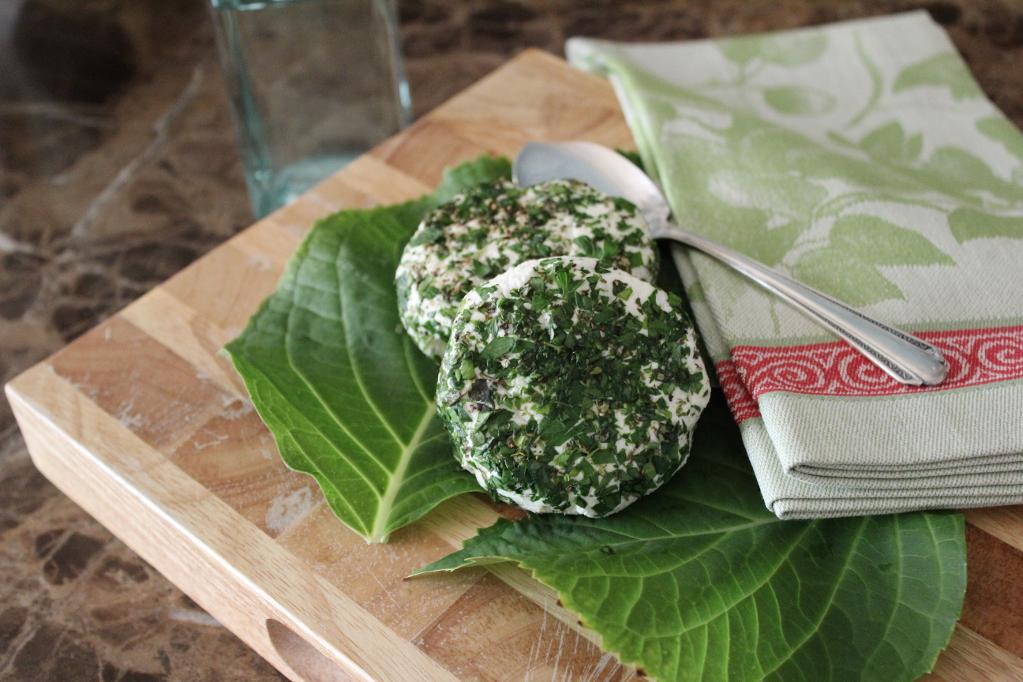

{"left": 513, "top": 140, "right": 948, "bottom": 387}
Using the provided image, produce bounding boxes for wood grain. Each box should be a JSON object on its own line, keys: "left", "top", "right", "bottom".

{"left": 6, "top": 49, "right": 1021, "bottom": 681}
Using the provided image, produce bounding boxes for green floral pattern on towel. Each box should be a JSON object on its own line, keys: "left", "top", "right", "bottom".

{"left": 894, "top": 52, "right": 983, "bottom": 100}
{"left": 570, "top": 13, "right": 1023, "bottom": 346}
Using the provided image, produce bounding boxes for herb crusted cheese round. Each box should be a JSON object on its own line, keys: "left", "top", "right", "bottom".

{"left": 396, "top": 179, "right": 658, "bottom": 361}
{"left": 436, "top": 257, "right": 710, "bottom": 517}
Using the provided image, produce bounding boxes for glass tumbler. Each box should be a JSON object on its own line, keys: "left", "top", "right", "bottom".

{"left": 209, "top": 0, "right": 412, "bottom": 217}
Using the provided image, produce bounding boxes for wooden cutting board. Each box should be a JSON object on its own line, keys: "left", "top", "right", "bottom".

{"left": 7, "top": 50, "right": 1023, "bottom": 682}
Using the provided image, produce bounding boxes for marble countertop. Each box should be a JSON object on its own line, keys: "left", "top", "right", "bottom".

{"left": 1, "top": 0, "right": 1021, "bottom": 679}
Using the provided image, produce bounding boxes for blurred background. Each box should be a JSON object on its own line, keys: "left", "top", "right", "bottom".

{"left": 0, "top": 0, "right": 1021, "bottom": 679}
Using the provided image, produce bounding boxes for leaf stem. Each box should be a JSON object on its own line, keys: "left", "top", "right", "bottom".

{"left": 845, "top": 32, "right": 883, "bottom": 129}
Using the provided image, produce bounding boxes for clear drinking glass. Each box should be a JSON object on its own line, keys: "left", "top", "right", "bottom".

{"left": 209, "top": 0, "right": 412, "bottom": 217}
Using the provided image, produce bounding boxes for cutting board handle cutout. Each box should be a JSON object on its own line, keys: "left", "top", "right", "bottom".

{"left": 266, "top": 618, "right": 349, "bottom": 681}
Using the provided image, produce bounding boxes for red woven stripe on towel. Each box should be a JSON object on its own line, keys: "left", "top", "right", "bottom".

{"left": 717, "top": 324, "right": 1023, "bottom": 424}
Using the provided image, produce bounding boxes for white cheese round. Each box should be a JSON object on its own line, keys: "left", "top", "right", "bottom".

{"left": 436, "top": 257, "right": 710, "bottom": 517}
{"left": 396, "top": 179, "right": 658, "bottom": 361}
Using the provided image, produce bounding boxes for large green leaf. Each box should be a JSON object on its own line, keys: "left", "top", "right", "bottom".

{"left": 416, "top": 397, "right": 966, "bottom": 682}
{"left": 225, "top": 157, "right": 510, "bottom": 542}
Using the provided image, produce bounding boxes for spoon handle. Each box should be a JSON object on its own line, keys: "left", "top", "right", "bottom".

{"left": 658, "top": 224, "right": 948, "bottom": 387}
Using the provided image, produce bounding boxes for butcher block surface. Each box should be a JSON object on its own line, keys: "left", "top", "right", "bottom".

{"left": 7, "top": 50, "right": 1023, "bottom": 681}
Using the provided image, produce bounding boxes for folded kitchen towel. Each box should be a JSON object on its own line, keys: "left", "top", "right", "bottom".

{"left": 568, "top": 11, "right": 1023, "bottom": 518}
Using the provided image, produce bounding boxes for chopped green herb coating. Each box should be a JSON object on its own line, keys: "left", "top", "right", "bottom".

{"left": 436, "top": 257, "right": 710, "bottom": 517}
{"left": 396, "top": 179, "right": 658, "bottom": 361}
